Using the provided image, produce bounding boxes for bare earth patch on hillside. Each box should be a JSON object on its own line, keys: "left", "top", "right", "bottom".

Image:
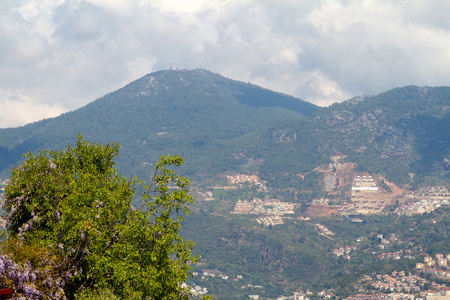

{"left": 305, "top": 205, "right": 339, "bottom": 218}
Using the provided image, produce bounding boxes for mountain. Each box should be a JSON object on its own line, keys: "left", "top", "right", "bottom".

{"left": 1, "top": 71, "right": 449, "bottom": 186}
{"left": 233, "top": 86, "right": 450, "bottom": 187}
{"left": 1, "top": 70, "right": 450, "bottom": 298}
{"left": 323, "top": 86, "right": 450, "bottom": 184}
{"left": 0, "top": 70, "right": 450, "bottom": 189}
{"left": 0, "top": 69, "right": 317, "bottom": 178}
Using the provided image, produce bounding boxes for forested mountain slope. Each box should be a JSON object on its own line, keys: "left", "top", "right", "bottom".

{"left": 233, "top": 86, "right": 450, "bottom": 186}
{"left": 0, "top": 69, "right": 316, "bottom": 178}
{"left": 1, "top": 70, "right": 449, "bottom": 186}
{"left": 1, "top": 70, "right": 449, "bottom": 298}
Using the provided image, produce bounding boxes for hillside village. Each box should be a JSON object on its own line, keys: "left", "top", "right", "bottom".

{"left": 276, "top": 253, "right": 450, "bottom": 300}
{"left": 187, "top": 160, "right": 450, "bottom": 299}
{"left": 397, "top": 187, "right": 450, "bottom": 215}
{"left": 367, "top": 254, "right": 450, "bottom": 295}
{"left": 200, "top": 159, "right": 450, "bottom": 228}
{"left": 2, "top": 158, "right": 450, "bottom": 300}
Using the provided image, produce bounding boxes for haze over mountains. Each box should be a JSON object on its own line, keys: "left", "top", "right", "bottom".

{"left": 0, "top": 69, "right": 316, "bottom": 179}
{"left": 0, "top": 69, "right": 448, "bottom": 186}
{"left": 1, "top": 69, "right": 450, "bottom": 298}
{"left": 240, "top": 85, "right": 450, "bottom": 187}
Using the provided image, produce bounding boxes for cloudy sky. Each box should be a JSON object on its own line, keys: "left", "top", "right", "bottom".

{"left": 1, "top": 0, "right": 450, "bottom": 128}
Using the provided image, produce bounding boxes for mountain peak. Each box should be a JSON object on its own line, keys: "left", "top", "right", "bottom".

{"left": 0, "top": 69, "right": 316, "bottom": 178}
{"left": 105, "top": 69, "right": 221, "bottom": 99}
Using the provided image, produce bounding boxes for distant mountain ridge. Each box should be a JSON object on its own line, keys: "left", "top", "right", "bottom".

{"left": 1, "top": 69, "right": 450, "bottom": 298}
{"left": 0, "top": 70, "right": 449, "bottom": 185}
{"left": 237, "top": 85, "right": 450, "bottom": 186}
{"left": 0, "top": 69, "right": 317, "bottom": 178}
{"left": 314, "top": 85, "right": 450, "bottom": 184}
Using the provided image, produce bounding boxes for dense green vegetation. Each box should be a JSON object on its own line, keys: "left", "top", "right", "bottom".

{"left": 181, "top": 206, "right": 450, "bottom": 298}
{"left": 0, "top": 69, "right": 316, "bottom": 181}
{"left": 182, "top": 213, "right": 333, "bottom": 298}
{"left": 0, "top": 70, "right": 449, "bottom": 298}
{"left": 1, "top": 71, "right": 449, "bottom": 187}
{"left": 233, "top": 85, "right": 450, "bottom": 187}
{"left": 1, "top": 136, "right": 201, "bottom": 299}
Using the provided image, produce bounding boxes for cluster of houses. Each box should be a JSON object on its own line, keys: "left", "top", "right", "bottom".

{"left": 420, "top": 254, "right": 450, "bottom": 268}
{"left": 338, "top": 198, "right": 386, "bottom": 215}
{"left": 345, "top": 288, "right": 450, "bottom": 300}
{"left": 421, "top": 268, "right": 450, "bottom": 280}
{"left": 368, "top": 257, "right": 450, "bottom": 298}
{"left": 396, "top": 186, "right": 450, "bottom": 215}
{"left": 312, "top": 198, "right": 333, "bottom": 205}
{"left": 226, "top": 174, "right": 260, "bottom": 184}
{"left": 412, "top": 187, "right": 450, "bottom": 198}
{"left": 337, "top": 175, "right": 387, "bottom": 214}
{"left": 344, "top": 293, "right": 413, "bottom": 300}
{"left": 373, "top": 234, "right": 417, "bottom": 260}
{"left": 222, "top": 173, "right": 268, "bottom": 191}
{"left": 233, "top": 199, "right": 295, "bottom": 216}
{"left": 416, "top": 254, "right": 450, "bottom": 279}
{"left": 199, "top": 190, "right": 214, "bottom": 201}
{"left": 352, "top": 175, "right": 379, "bottom": 192}
{"left": 232, "top": 198, "right": 295, "bottom": 226}
{"left": 379, "top": 233, "right": 400, "bottom": 243}
{"left": 396, "top": 198, "right": 449, "bottom": 215}
{"left": 180, "top": 282, "right": 208, "bottom": 296}
{"left": 371, "top": 271, "right": 427, "bottom": 294}
{"left": 376, "top": 250, "right": 412, "bottom": 260}
{"left": 332, "top": 245, "right": 357, "bottom": 258}
{"left": 315, "top": 224, "right": 334, "bottom": 237}
{"left": 192, "top": 269, "right": 242, "bottom": 282}
{"left": 233, "top": 199, "right": 254, "bottom": 214}
{"left": 256, "top": 215, "right": 284, "bottom": 226}
{"left": 271, "top": 291, "right": 304, "bottom": 300}
{"left": 376, "top": 233, "right": 402, "bottom": 248}
{"left": 426, "top": 287, "right": 450, "bottom": 300}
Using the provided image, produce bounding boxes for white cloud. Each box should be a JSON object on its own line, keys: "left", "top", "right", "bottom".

{"left": 0, "top": 88, "right": 65, "bottom": 128}
{"left": 1, "top": 0, "right": 450, "bottom": 128}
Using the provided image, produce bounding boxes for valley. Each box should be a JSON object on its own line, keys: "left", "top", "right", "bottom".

{"left": 0, "top": 69, "right": 449, "bottom": 299}
{"left": 182, "top": 158, "right": 450, "bottom": 299}
{"left": 193, "top": 158, "right": 448, "bottom": 222}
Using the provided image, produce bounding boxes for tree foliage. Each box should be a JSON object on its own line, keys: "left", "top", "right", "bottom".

{"left": 2, "top": 135, "right": 198, "bottom": 299}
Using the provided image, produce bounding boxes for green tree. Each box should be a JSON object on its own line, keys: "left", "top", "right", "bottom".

{"left": 2, "top": 135, "right": 199, "bottom": 299}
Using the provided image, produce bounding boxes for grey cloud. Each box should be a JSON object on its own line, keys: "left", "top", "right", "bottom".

{"left": 1, "top": 0, "right": 450, "bottom": 128}
{"left": 52, "top": 1, "right": 118, "bottom": 42}
{"left": 402, "top": 1, "right": 450, "bottom": 31}
{"left": 0, "top": 12, "right": 50, "bottom": 68}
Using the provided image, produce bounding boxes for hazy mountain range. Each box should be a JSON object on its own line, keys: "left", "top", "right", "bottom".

{"left": 0, "top": 69, "right": 316, "bottom": 179}
{"left": 1, "top": 69, "right": 448, "bottom": 186}
{"left": 1, "top": 69, "right": 450, "bottom": 298}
